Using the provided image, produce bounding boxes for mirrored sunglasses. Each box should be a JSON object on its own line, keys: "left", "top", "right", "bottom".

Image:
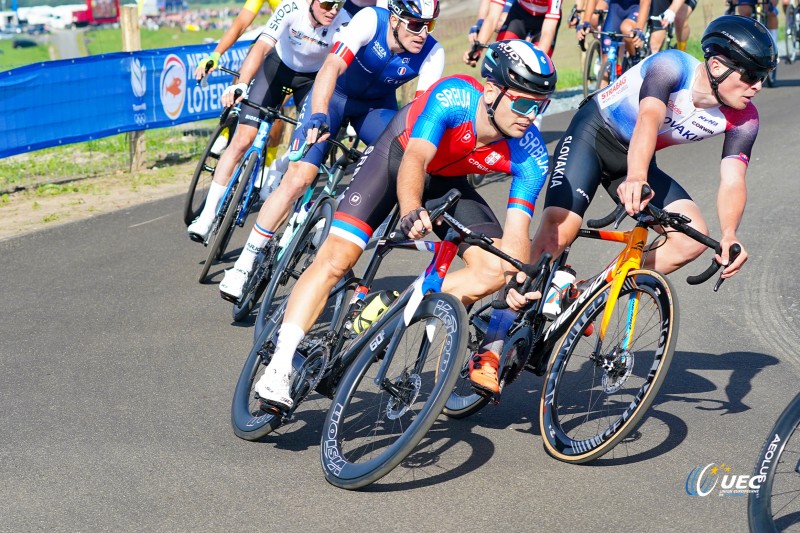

{"left": 503, "top": 91, "right": 550, "bottom": 116}
{"left": 398, "top": 16, "right": 436, "bottom": 34}
{"left": 318, "top": 0, "right": 344, "bottom": 10}
{"left": 718, "top": 58, "right": 770, "bottom": 85}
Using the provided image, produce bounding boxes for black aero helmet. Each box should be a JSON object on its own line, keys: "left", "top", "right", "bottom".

{"left": 701, "top": 15, "right": 777, "bottom": 72}
{"left": 481, "top": 40, "right": 557, "bottom": 96}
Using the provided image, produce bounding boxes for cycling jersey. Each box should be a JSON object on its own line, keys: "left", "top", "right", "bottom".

{"left": 595, "top": 49, "right": 758, "bottom": 158}
{"left": 243, "top": 0, "right": 282, "bottom": 13}
{"left": 544, "top": 49, "right": 759, "bottom": 217}
{"left": 330, "top": 74, "right": 549, "bottom": 250}
{"left": 330, "top": 7, "right": 444, "bottom": 99}
{"left": 343, "top": 0, "right": 388, "bottom": 17}
{"left": 259, "top": 0, "right": 351, "bottom": 73}
{"left": 491, "top": 0, "right": 561, "bottom": 20}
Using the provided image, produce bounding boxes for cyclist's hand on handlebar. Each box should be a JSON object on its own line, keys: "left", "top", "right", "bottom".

{"left": 504, "top": 271, "right": 542, "bottom": 311}
{"left": 463, "top": 45, "right": 482, "bottom": 67}
{"left": 400, "top": 207, "right": 432, "bottom": 240}
{"left": 616, "top": 179, "right": 653, "bottom": 216}
{"left": 716, "top": 237, "right": 748, "bottom": 279}
{"left": 660, "top": 8, "right": 675, "bottom": 26}
{"left": 302, "top": 112, "right": 330, "bottom": 145}
{"left": 221, "top": 82, "right": 247, "bottom": 107}
{"left": 195, "top": 52, "right": 220, "bottom": 81}
{"left": 631, "top": 28, "right": 645, "bottom": 48}
{"left": 575, "top": 22, "right": 591, "bottom": 40}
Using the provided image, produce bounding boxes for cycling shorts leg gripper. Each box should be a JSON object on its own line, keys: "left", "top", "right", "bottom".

{"left": 498, "top": 1, "right": 535, "bottom": 40}
{"left": 239, "top": 52, "right": 311, "bottom": 129}
{"left": 331, "top": 135, "right": 402, "bottom": 249}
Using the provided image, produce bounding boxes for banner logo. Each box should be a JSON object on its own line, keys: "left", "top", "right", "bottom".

{"left": 160, "top": 54, "right": 186, "bottom": 119}
{"left": 685, "top": 462, "right": 763, "bottom": 497}
{"left": 130, "top": 58, "right": 146, "bottom": 97}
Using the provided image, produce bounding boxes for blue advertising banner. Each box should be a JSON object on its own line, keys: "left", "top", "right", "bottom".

{"left": 0, "top": 41, "right": 251, "bottom": 158}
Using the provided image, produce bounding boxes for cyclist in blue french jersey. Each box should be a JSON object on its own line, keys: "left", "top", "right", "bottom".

{"left": 506, "top": 16, "right": 777, "bottom": 311}
{"left": 219, "top": 0, "right": 445, "bottom": 301}
{"left": 253, "top": 40, "right": 556, "bottom": 410}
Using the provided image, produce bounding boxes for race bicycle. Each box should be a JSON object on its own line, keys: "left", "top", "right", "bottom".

{"left": 748, "top": 391, "right": 800, "bottom": 532}
{"left": 231, "top": 190, "right": 467, "bottom": 444}
{"left": 196, "top": 94, "right": 299, "bottom": 284}
{"left": 784, "top": 0, "right": 800, "bottom": 64}
{"left": 439, "top": 185, "right": 741, "bottom": 465}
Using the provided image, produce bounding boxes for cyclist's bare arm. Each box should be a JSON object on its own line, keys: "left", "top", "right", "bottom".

{"left": 577, "top": 0, "right": 599, "bottom": 38}
{"left": 618, "top": 96, "right": 664, "bottom": 215}
{"left": 465, "top": 0, "right": 504, "bottom": 65}
{"left": 635, "top": 0, "right": 652, "bottom": 33}
{"left": 500, "top": 208, "right": 534, "bottom": 279}
{"left": 469, "top": 0, "right": 493, "bottom": 42}
{"left": 538, "top": 18, "right": 559, "bottom": 52}
{"left": 194, "top": 8, "right": 258, "bottom": 79}
{"left": 716, "top": 158, "right": 749, "bottom": 277}
{"left": 397, "top": 138, "right": 437, "bottom": 239}
{"left": 306, "top": 54, "right": 348, "bottom": 144}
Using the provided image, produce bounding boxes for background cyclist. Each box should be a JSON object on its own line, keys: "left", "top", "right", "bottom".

{"left": 254, "top": 40, "right": 556, "bottom": 409}
{"left": 187, "top": 0, "right": 351, "bottom": 242}
{"left": 218, "top": 0, "right": 444, "bottom": 301}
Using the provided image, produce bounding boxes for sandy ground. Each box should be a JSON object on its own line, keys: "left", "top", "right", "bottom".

{"left": 0, "top": 162, "right": 193, "bottom": 242}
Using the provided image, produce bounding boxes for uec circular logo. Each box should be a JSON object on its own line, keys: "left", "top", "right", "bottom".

{"left": 159, "top": 54, "right": 186, "bottom": 119}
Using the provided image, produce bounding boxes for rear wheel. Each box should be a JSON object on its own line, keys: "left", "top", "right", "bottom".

{"left": 791, "top": 6, "right": 800, "bottom": 64}
{"left": 583, "top": 39, "right": 602, "bottom": 97}
{"left": 540, "top": 270, "right": 678, "bottom": 463}
{"left": 594, "top": 58, "right": 612, "bottom": 92}
{"left": 254, "top": 197, "right": 336, "bottom": 340}
{"left": 321, "top": 293, "right": 468, "bottom": 490}
{"left": 748, "top": 393, "right": 800, "bottom": 533}
{"left": 198, "top": 152, "right": 254, "bottom": 284}
{"left": 184, "top": 113, "right": 237, "bottom": 226}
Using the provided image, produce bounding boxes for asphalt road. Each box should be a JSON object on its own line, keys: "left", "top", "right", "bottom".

{"left": 2, "top": 63, "right": 799, "bottom": 532}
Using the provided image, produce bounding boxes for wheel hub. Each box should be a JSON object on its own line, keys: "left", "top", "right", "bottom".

{"left": 385, "top": 373, "right": 422, "bottom": 420}
{"left": 601, "top": 347, "right": 634, "bottom": 394}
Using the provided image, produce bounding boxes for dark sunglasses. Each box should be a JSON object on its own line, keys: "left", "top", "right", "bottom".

{"left": 718, "top": 58, "right": 770, "bottom": 85}
{"left": 398, "top": 16, "right": 436, "bottom": 34}
{"left": 502, "top": 89, "right": 550, "bottom": 116}
{"left": 318, "top": 0, "right": 344, "bottom": 10}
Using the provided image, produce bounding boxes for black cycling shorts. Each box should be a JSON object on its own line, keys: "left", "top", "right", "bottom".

{"left": 497, "top": 1, "right": 562, "bottom": 50}
{"left": 543, "top": 99, "right": 692, "bottom": 216}
{"left": 239, "top": 50, "right": 315, "bottom": 128}
{"left": 335, "top": 107, "right": 502, "bottom": 254}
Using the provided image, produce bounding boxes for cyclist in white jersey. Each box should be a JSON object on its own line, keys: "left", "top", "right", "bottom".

{"left": 506, "top": 16, "right": 777, "bottom": 309}
{"left": 187, "top": 0, "right": 351, "bottom": 242}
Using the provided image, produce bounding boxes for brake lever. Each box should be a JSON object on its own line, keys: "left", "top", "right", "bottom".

{"left": 712, "top": 243, "right": 742, "bottom": 292}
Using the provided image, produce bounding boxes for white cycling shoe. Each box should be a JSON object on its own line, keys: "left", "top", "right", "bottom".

{"left": 254, "top": 367, "right": 294, "bottom": 411}
{"left": 188, "top": 218, "right": 212, "bottom": 243}
{"left": 219, "top": 268, "right": 249, "bottom": 302}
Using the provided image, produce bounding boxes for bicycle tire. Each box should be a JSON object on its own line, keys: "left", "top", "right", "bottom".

{"left": 748, "top": 393, "right": 800, "bottom": 533}
{"left": 540, "top": 269, "right": 678, "bottom": 464}
{"left": 254, "top": 196, "right": 336, "bottom": 339}
{"left": 183, "top": 113, "right": 237, "bottom": 226}
{"left": 583, "top": 39, "right": 602, "bottom": 98}
{"left": 791, "top": 6, "right": 800, "bottom": 63}
{"left": 594, "top": 58, "right": 613, "bottom": 92}
{"left": 321, "top": 292, "right": 468, "bottom": 490}
{"left": 442, "top": 298, "right": 493, "bottom": 419}
{"left": 198, "top": 152, "right": 254, "bottom": 284}
{"left": 786, "top": 5, "right": 795, "bottom": 64}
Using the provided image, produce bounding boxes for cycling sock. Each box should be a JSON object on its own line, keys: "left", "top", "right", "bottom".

{"left": 265, "top": 145, "right": 279, "bottom": 167}
{"left": 271, "top": 322, "right": 306, "bottom": 373}
{"left": 676, "top": 40, "right": 687, "bottom": 51}
{"left": 481, "top": 308, "right": 517, "bottom": 355}
{"left": 233, "top": 222, "right": 274, "bottom": 273}
{"left": 770, "top": 29, "right": 778, "bottom": 46}
{"left": 196, "top": 181, "right": 227, "bottom": 225}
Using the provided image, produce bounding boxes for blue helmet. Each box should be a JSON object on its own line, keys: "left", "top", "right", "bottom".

{"left": 481, "top": 40, "right": 557, "bottom": 96}
{"left": 388, "top": 0, "right": 440, "bottom": 19}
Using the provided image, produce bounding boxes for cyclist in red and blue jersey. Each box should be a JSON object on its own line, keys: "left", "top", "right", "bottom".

{"left": 506, "top": 16, "right": 777, "bottom": 312}
{"left": 253, "top": 40, "right": 556, "bottom": 411}
{"left": 219, "top": 0, "right": 444, "bottom": 300}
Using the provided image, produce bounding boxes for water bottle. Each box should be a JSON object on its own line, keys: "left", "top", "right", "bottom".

{"left": 210, "top": 126, "right": 230, "bottom": 156}
{"left": 542, "top": 265, "right": 577, "bottom": 320}
{"left": 353, "top": 290, "right": 399, "bottom": 334}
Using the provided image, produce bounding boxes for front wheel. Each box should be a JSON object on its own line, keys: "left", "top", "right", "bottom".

{"left": 583, "top": 39, "right": 602, "bottom": 98}
{"left": 748, "top": 393, "right": 800, "bottom": 533}
{"left": 321, "top": 293, "right": 468, "bottom": 490}
{"left": 594, "top": 58, "right": 612, "bottom": 92}
{"left": 540, "top": 270, "right": 678, "bottom": 464}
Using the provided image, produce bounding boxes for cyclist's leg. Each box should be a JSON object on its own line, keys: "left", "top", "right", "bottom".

{"left": 256, "top": 132, "right": 399, "bottom": 407}
{"left": 497, "top": 1, "right": 530, "bottom": 40}
{"left": 674, "top": 0, "right": 694, "bottom": 51}
{"left": 737, "top": 0, "right": 755, "bottom": 17}
{"left": 598, "top": 3, "right": 626, "bottom": 83}
{"left": 619, "top": 6, "right": 642, "bottom": 57}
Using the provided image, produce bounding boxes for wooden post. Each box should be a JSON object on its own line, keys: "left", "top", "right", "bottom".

{"left": 121, "top": 5, "right": 145, "bottom": 172}
{"left": 703, "top": 2, "right": 714, "bottom": 27}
